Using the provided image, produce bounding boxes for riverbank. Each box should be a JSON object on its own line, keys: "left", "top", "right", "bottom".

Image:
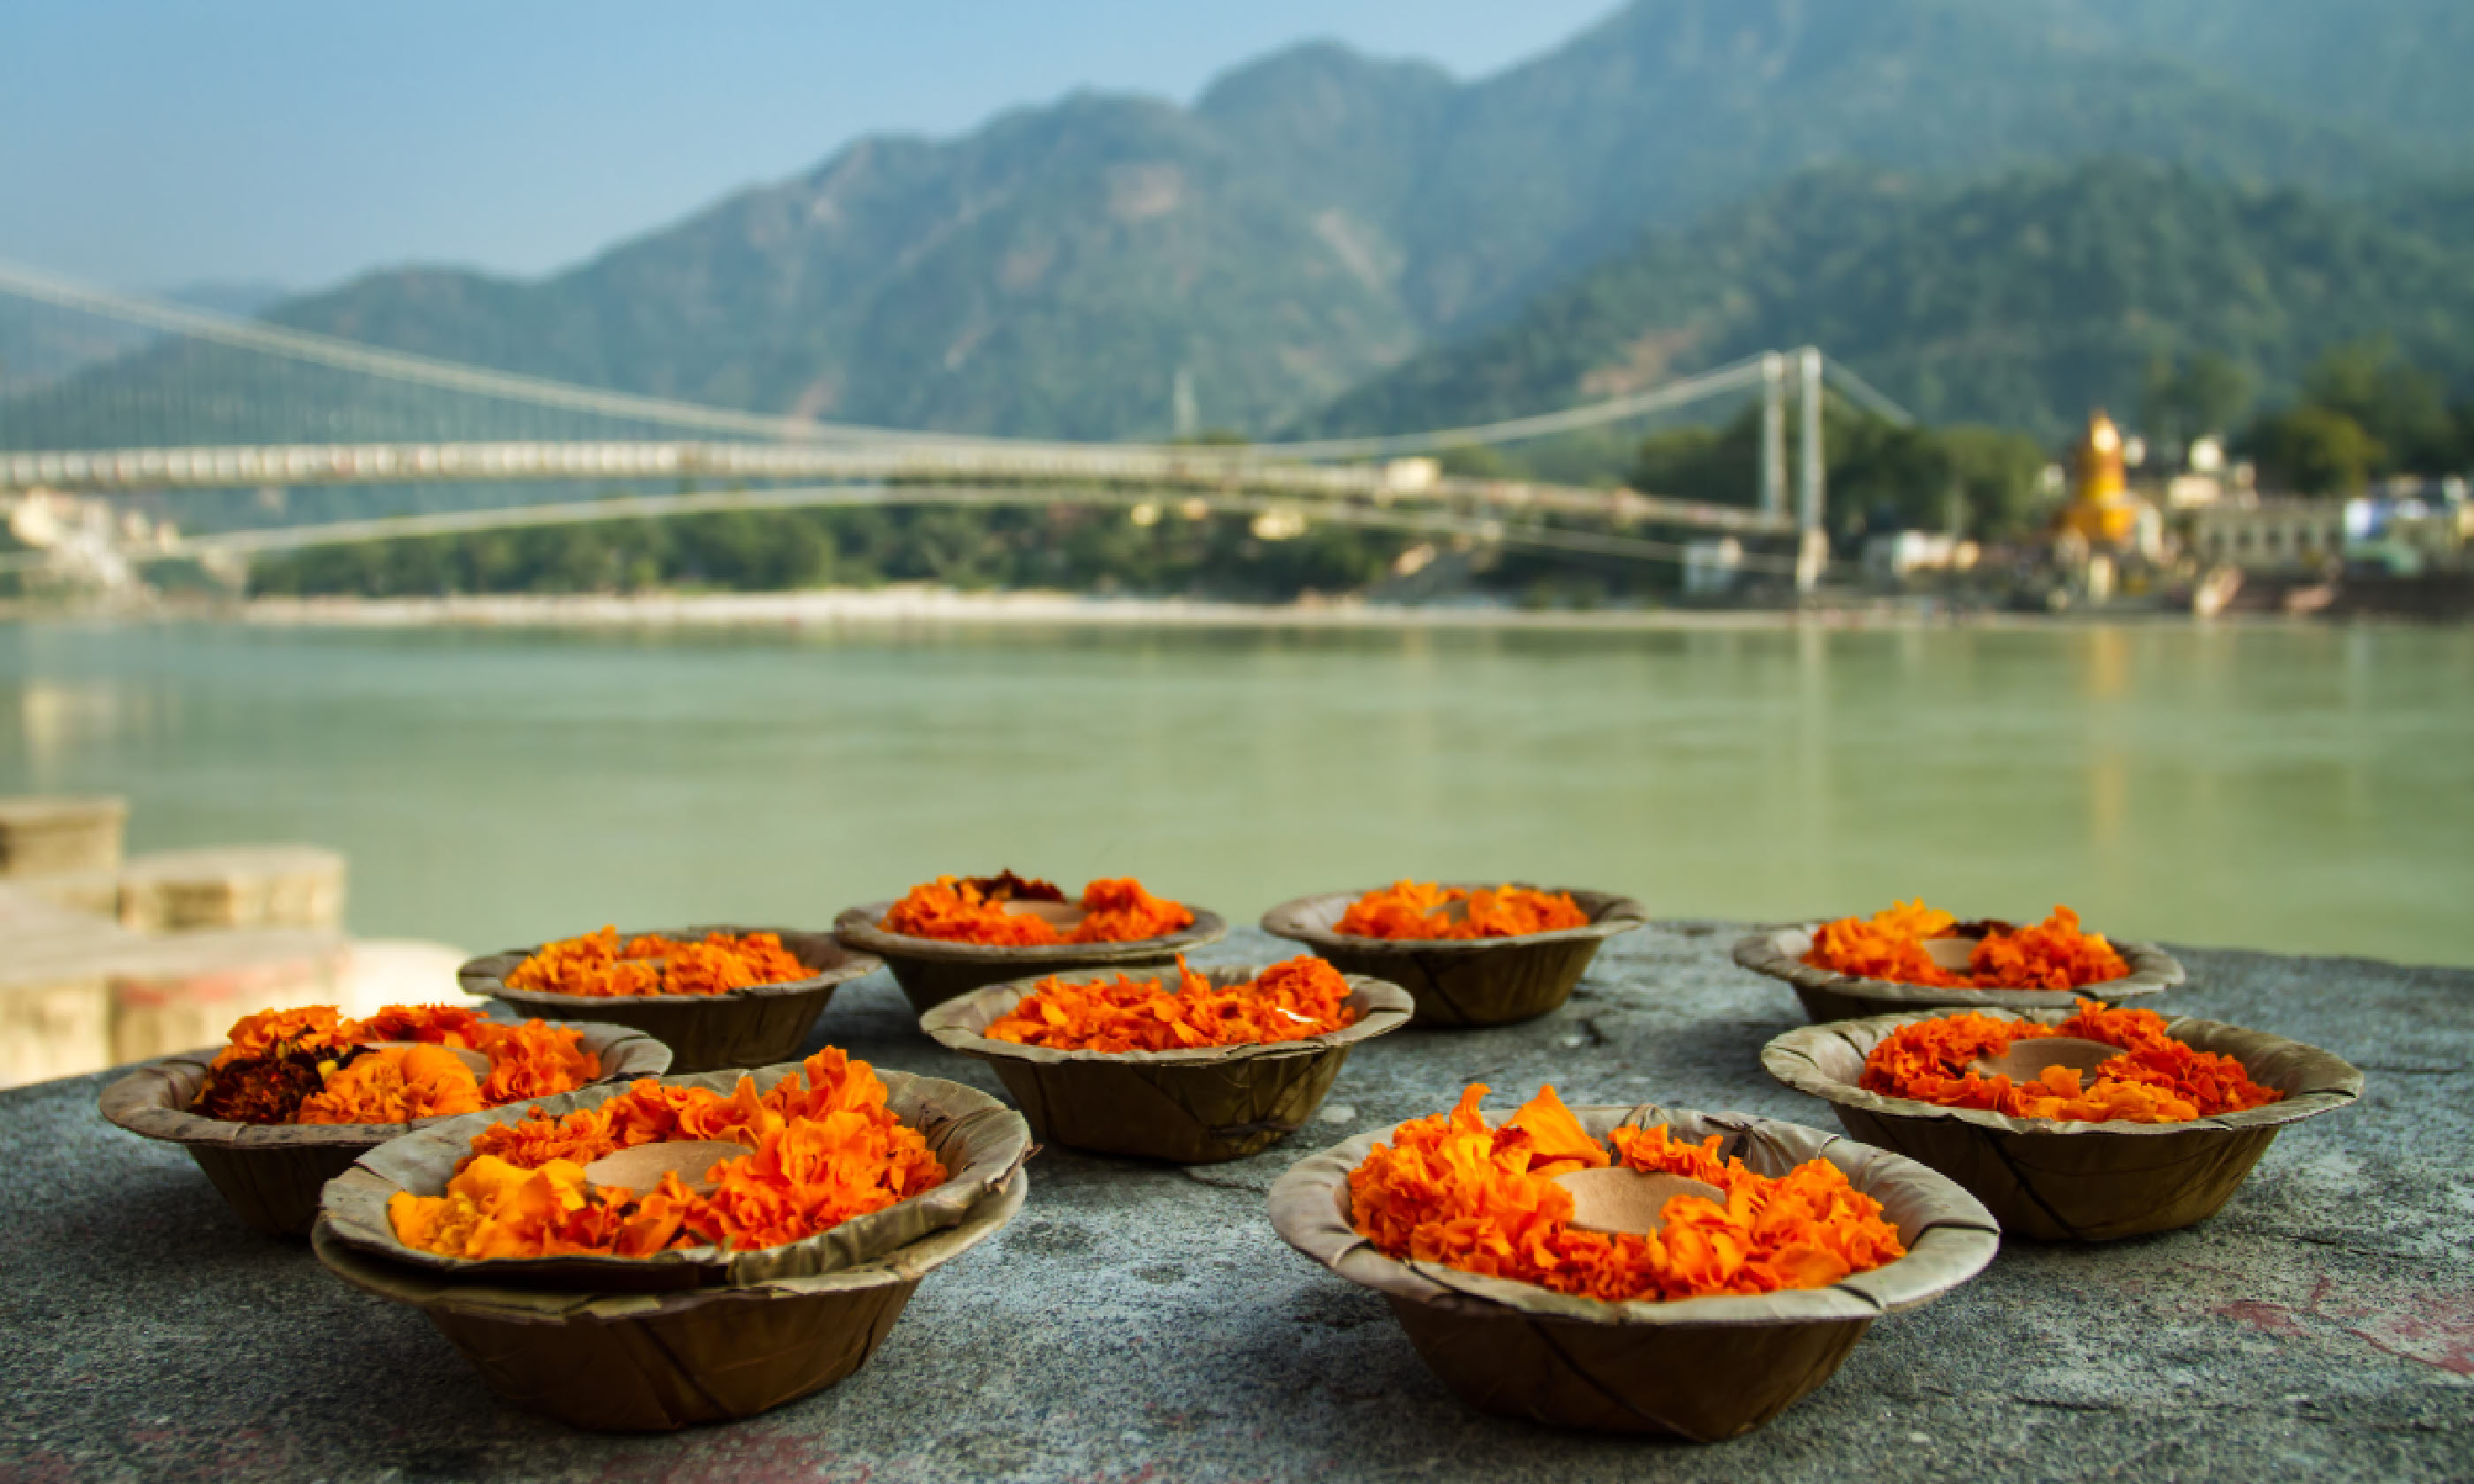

{"left": 231, "top": 587, "right": 2136, "bottom": 631}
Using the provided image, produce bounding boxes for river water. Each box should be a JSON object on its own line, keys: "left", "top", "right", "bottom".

{"left": 4, "top": 617, "right": 2469, "bottom": 966}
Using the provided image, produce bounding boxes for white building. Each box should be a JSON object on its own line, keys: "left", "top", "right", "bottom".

{"left": 2189, "top": 495, "right": 2471, "bottom": 574}
{"left": 2187, "top": 499, "right": 2346, "bottom": 572}
{"left": 1681, "top": 538, "right": 1742, "bottom": 596}
{"left": 1862, "top": 531, "right": 1977, "bottom": 581}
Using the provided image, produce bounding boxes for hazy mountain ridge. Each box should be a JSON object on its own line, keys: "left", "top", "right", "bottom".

{"left": 27, "top": 0, "right": 2469, "bottom": 443}
{"left": 1300, "top": 158, "right": 2474, "bottom": 445}
{"left": 2035, "top": 0, "right": 2474, "bottom": 161}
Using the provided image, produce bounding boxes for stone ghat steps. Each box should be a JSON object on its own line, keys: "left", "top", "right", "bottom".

{"left": 0, "top": 795, "right": 468, "bottom": 1088}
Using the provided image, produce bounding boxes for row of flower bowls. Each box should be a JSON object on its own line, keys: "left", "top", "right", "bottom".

{"left": 96, "top": 889, "right": 2364, "bottom": 1439}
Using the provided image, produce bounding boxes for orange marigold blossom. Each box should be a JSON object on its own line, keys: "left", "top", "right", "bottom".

{"left": 1861, "top": 1000, "right": 2286, "bottom": 1124}
{"left": 191, "top": 1003, "right": 601, "bottom": 1125}
{"left": 879, "top": 874, "right": 1195, "bottom": 945}
{"left": 1804, "top": 901, "right": 2130, "bottom": 990}
{"left": 983, "top": 955, "right": 1356, "bottom": 1052}
{"left": 505, "top": 926, "right": 808, "bottom": 997}
{"left": 209, "top": 1005, "right": 348, "bottom": 1071}
{"left": 1333, "top": 881, "right": 1590, "bottom": 941}
{"left": 1348, "top": 1085, "right": 1906, "bottom": 1303}
{"left": 389, "top": 1048, "right": 946, "bottom": 1259}
{"left": 299, "top": 1043, "right": 489, "bottom": 1124}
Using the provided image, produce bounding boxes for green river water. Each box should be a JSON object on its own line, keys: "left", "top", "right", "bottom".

{"left": 4, "top": 617, "right": 2469, "bottom": 966}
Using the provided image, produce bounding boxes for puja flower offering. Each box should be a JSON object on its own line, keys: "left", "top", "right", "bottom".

{"left": 983, "top": 955, "right": 1357, "bottom": 1052}
{"left": 386, "top": 1049, "right": 945, "bottom": 1260}
{"left": 504, "top": 926, "right": 811, "bottom": 997}
{"left": 191, "top": 1004, "right": 599, "bottom": 1125}
{"left": 1861, "top": 1001, "right": 2286, "bottom": 1124}
{"left": 1349, "top": 1085, "right": 1906, "bottom": 1303}
{"left": 1804, "top": 901, "right": 2129, "bottom": 989}
{"left": 879, "top": 872, "right": 1195, "bottom": 945}
{"left": 1333, "top": 881, "right": 1591, "bottom": 941}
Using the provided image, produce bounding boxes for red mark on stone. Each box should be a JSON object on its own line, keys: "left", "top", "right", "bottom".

{"left": 2333, "top": 1298, "right": 2474, "bottom": 1377}
{"left": 2214, "top": 1299, "right": 2306, "bottom": 1339}
{"left": 2217, "top": 1280, "right": 2474, "bottom": 1375}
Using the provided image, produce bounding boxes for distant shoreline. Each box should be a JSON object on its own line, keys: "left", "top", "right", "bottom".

{"left": 221, "top": 587, "right": 2091, "bottom": 632}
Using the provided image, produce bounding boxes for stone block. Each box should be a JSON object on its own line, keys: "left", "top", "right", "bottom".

{"left": 118, "top": 845, "right": 348, "bottom": 933}
{"left": 0, "top": 976, "right": 110, "bottom": 1088}
{"left": 0, "top": 796, "right": 127, "bottom": 877}
{"left": 108, "top": 928, "right": 352, "bottom": 1064}
{"left": 9, "top": 868, "right": 123, "bottom": 919}
{"left": 0, "top": 884, "right": 144, "bottom": 1088}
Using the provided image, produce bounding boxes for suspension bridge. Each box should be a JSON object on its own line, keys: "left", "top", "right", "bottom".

{"left": 0, "top": 260, "right": 1910, "bottom": 591}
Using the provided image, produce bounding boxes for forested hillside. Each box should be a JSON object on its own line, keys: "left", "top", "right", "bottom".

{"left": 1302, "top": 160, "right": 2474, "bottom": 446}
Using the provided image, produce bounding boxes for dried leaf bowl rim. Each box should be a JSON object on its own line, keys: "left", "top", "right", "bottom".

{"left": 1731, "top": 921, "right": 2184, "bottom": 1011}
{"left": 459, "top": 924, "right": 882, "bottom": 1008}
{"left": 832, "top": 901, "right": 1229, "bottom": 967}
{"left": 1759, "top": 1007, "right": 2364, "bottom": 1138}
{"left": 1268, "top": 1103, "right": 2000, "bottom": 1329}
{"left": 318, "top": 1063, "right": 1031, "bottom": 1289}
{"left": 917, "top": 963, "right": 1415, "bottom": 1066}
{"left": 312, "top": 1163, "right": 1028, "bottom": 1323}
{"left": 97, "top": 1018, "right": 672, "bottom": 1153}
{"left": 1259, "top": 884, "right": 1649, "bottom": 955}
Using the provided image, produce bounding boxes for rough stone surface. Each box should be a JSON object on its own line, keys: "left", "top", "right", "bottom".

{"left": 4, "top": 923, "right": 2468, "bottom": 1482}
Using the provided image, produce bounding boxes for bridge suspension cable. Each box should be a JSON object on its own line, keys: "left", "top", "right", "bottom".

{"left": 0, "top": 260, "right": 924, "bottom": 446}
{"left": 0, "top": 260, "right": 1900, "bottom": 458}
{"left": 1822, "top": 359, "right": 1916, "bottom": 428}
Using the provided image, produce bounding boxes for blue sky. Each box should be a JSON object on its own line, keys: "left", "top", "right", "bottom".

{"left": 2, "top": 2, "right": 1612, "bottom": 296}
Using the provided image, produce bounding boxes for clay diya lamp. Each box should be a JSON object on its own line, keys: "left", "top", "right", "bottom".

{"left": 919, "top": 964, "right": 1414, "bottom": 1162}
{"left": 462, "top": 924, "right": 878, "bottom": 1074}
{"left": 98, "top": 1019, "right": 670, "bottom": 1236}
{"left": 1269, "top": 1104, "right": 1999, "bottom": 1441}
{"left": 1259, "top": 884, "right": 1648, "bottom": 1027}
{"left": 1760, "top": 1008, "right": 2364, "bottom": 1240}
{"left": 1733, "top": 917, "right": 2184, "bottom": 1024}
{"left": 835, "top": 897, "right": 1227, "bottom": 1017}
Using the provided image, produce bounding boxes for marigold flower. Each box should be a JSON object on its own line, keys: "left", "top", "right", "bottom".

{"left": 209, "top": 1006, "right": 349, "bottom": 1071}
{"left": 1859, "top": 1000, "right": 2286, "bottom": 1124}
{"left": 392, "top": 1048, "right": 947, "bottom": 1260}
{"left": 299, "top": 1043, "right": 489, "bottom": 1124}
{"left": 505, "top": 926, "right": 808, "bottom": 997}
{"left": 983, "top": 955, "right": 1356, "bottom": 1052}
{"left": 1803, "top": 901, "right": 2130, "bottom": 989}
{"left": 1333, "top": 882, "right": 1590, "bottom": 941}
{"left": 1348, "top": 1085, "right": 1905, "bottom": 1303}
{"left": 189, "top": 1003, "right": 600, "bottom": 1126}
{"left": 880, "top": 874, "right": 1195, "bottom": 945}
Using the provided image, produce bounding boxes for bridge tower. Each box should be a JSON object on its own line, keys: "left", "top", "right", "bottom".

{"left": 1794, "top": 346, "right": 1828, "bottom": 593}
{"left": 1758, "top": 352, "right": 1787, "bottom": 519}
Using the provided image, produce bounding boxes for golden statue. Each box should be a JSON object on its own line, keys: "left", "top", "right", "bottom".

{"left": 2059, "top": 409, "right": 2139, "bottom": 547}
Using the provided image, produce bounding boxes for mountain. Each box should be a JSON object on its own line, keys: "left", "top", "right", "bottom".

{"left": 11, "top": 0, "right": 2447, "bottom": 446}
{"left": 254, "top": 0, "right": 2426, "bottom": 441}
{"left": 1304, "top": 0, "right": 2416, "bottom": 330}
{"left": 1299, "top": 158, "right": 2474, "bottom": 445}
{"left": 2038, "top": 0, "right": 2474, "bottom": 163}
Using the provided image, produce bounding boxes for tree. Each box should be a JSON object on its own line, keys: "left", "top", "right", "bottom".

{"left": 2303, "top": 341, "right": 2455, "bottom": 473}
{"left": 2243, "top": 404, "right": 2384, "bottom": 494}
{"left": 2142, "top": 352, "right": 2254, "bottom": 458}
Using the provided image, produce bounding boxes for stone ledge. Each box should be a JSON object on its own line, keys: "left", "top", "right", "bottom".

{"left": 3, "top": 923, "right": 2466, "bottom": 1482}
